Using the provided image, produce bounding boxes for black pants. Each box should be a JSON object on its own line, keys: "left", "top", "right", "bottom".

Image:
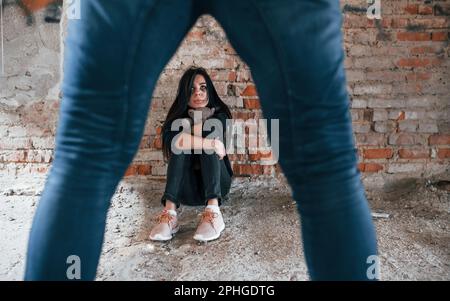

{"left": 161, "top": 151, "right": 232, "bottom": 208}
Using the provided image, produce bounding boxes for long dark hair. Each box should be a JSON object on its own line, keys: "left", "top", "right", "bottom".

{"left": 161, "top": 66, "right": 233, "bottom": 162}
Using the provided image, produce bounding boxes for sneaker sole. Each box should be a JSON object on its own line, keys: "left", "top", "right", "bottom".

{"left": 193, "top": 224, "right": 225, "bottom": 242}
{"left": 149, "top": 225, "right": 179, "bottom": 241}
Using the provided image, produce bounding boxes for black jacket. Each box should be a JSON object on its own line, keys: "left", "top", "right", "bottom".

{"left": 163, "top": 107, "right": 234, "bottom": 178}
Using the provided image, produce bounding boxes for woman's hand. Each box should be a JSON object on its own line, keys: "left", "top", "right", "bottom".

{"left": 212, "top": 138, "right": 226, "bottom": 160}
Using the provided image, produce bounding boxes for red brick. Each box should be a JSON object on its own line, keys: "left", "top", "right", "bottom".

{"left": 429, "top": 135, "right": 450, "bottom": 145}
{"left": 404, "top": 4, "right": 418, "bottom": 14}
{"left": 248, "top": 150, "right": 273, "bottom": 161}
{"left": 357, "top": 163, "right": 364, "bottom": 172}
{"left": 186, "top": 30, "right": 205, "bottom": 41}
{"left": 437, "top": 149, "right": 450, "bottom": 159}
{"left": 363, "top": 148, "right": 394, "bottom": 159}
{"left": 358, "top": 163, "right": 383, "bottom": 173}
{"left": 391, "top": 18, "right": 409, "bottom": 28}
{"left": 410, "top": 46, "right": 436, "bottom": 55}
{"left": 233, "top": 111, "right": 257, "bottom": 120}
{"left": 381, "top": 18, "right": 392, "bottom": 28}
{"left": 397, "top": 32, "right": 431, "bottom": 41}
{"left": 228, "top": 154, "right": 246, "bottom": 161}
{"left": 152, "top": 136, "right": 162, "bottom": 149}
{"left": 22, "top": 0, "right": 55, "bottom": 11}
{"left": 406, "top": 72, "right": 432, "bottom": 81}
{"left": 418, "top": 5, "right": 433, "bottom": 15}
{"left": 432, "top": 32, "right": 448, "bottom": 41}
{"left": 398, "top": 149, "right": 430, "bottom": 159}
{"left": 137, "top": 164, "right": 152, "bottom": 175}
{"left": 415, "top": 18, "right": 449, "bottom": 29}
{"left": 124, "top": 165, "right": 137, "bottom": 177}
{"left": 397, "top": 58, "right": 431, "bottom": 68}
{"left": 243, "top": 98, "right": 261, "bottom": 109}
{"left": 228, "top": 71, "right": 237, "bottom": 82}
{"left": 125, "top": 164, "right": 151, "bottom": 176}
{"left": 232, "top": 164, "right": 263, "bottom": 175}
{"left": 241, "top": 85, "right": 258, "bottom": 97}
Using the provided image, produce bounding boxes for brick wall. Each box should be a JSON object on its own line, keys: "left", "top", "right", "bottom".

{"left": 342, "top": 0, "right": 449, "bottom": 179}
{"left": 0, "top": 5, "right": 60, "bottom": 192}
{"left": 0, "top": 1, "right": 449, "bottom": 191}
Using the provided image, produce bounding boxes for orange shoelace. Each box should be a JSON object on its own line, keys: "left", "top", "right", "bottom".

{"left": 199, "top": 210, "right": 219, "bottom": 231}
{"left": 156, "top": 210, "right": 175, "bottom": 225}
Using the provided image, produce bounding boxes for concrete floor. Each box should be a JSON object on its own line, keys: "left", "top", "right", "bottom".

{"left": 0, "top": 173, "right": 449, "bottom": 280}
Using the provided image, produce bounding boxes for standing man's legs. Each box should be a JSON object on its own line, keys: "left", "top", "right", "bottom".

{"left": 24, "top": 0, "right": 199, "bottom": 280}
{"left": 210, "top": 0, "right": 378, "bottom": 280}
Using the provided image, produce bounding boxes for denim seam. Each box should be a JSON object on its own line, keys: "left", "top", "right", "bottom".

{"left": 248, "top": 0, "right": 296, "bottom": 155}
{"left": 114, "top": 0, "right": 161, "bottom": 175}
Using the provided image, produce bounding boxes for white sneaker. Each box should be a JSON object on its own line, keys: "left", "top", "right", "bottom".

{"left": 149, "top": 209, "right": 179, "bottom": 241}
{"left": 193, "top": 208, "right": 225, "bottom": 242}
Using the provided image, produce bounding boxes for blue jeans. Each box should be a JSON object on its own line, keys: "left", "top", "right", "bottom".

{"left": 25, "top": 0, "right": 378, "bottom": 280}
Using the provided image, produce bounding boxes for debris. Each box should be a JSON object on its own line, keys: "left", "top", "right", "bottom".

{"left": 371, "top": 212, "right": 390, "bottom": 219}
{"left": 4, "top": 189, "right": 15, "bottom": 196}
{"left": 145, "top": 244, "right": 155, "bottom": 253}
